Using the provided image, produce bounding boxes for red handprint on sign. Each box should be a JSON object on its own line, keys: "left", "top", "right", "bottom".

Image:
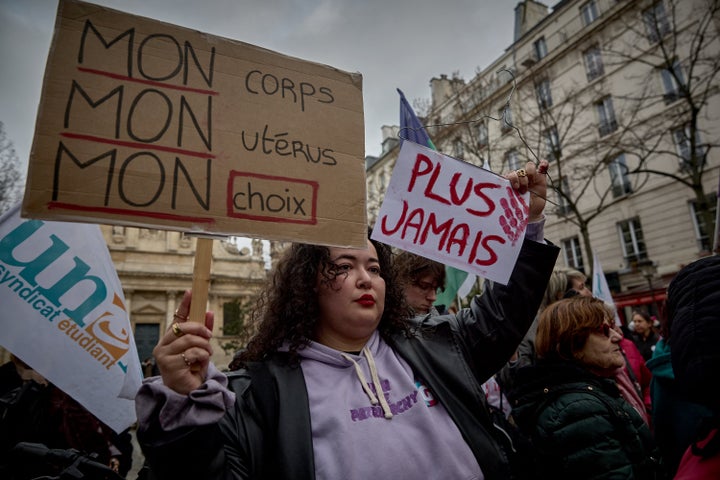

{"left": 498, "top": 186, "right": 529, "bottom": 246}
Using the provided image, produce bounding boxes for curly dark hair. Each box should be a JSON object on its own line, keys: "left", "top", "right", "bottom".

{"left": 236, "top": 235, "right": 412, "bottom": 366}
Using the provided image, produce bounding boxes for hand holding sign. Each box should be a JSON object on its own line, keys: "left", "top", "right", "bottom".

{"left": 504, "top": 160, "right": 549, "bottom": 223}
{"left": 154, "top": 290, "right": 214, "bottom": 395}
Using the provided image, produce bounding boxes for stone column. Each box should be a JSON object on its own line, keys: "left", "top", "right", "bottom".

{"left": 166, "top": 291, "right": 178, "bottom": 329}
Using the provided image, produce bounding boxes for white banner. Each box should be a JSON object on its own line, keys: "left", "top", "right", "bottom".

{"left": 0, "top": 203, "right": 141, "bottom": 433}
{"left": 372, "top": 142, "right": 528, "bottom": 285}
{"left": 592, "top": 253, "right": 621, "bottom": 326}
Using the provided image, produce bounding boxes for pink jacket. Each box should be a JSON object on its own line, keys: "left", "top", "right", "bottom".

{"left": 620, "top": 337, "right": 652, "bottom": 412}
{"left": 674, "top": 429, "right": 720, "bottom": 479}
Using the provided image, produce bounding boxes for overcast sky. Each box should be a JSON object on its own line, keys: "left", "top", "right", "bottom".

{"left": 0, "top": 0, "right": 516, "bottom": 170}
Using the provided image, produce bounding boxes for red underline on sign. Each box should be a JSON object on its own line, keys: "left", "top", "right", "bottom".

{"left": 77, "top": 67, "right": 220, "bottom": 96}
{"left": 47, "top": 202, "right": 216, "bottom": 224}
{"left": 60, "top": 133, "right": 215, "bottom": 159}
{"left": 226, "top": 211, "right": 318, "bottom": 225}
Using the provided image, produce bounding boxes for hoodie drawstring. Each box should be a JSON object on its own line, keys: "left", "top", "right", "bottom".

{"left": 342, "top": 347, "right": 393, "bottom": 419}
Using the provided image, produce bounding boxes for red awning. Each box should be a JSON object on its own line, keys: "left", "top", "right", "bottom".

{"left": 612, "top": 288, "right": 667, "bottom": 308}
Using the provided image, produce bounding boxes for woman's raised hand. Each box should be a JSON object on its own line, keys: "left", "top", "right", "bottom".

{"left": 153, "top": 290, "right": 214, "bottom": 394}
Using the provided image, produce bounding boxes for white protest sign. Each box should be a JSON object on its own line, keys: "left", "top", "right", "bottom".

{"left": 372, "top": 142, "right": 529, "bottom": 285}
{"left": 0, "top": 203, "right": 141, "bottom": 433}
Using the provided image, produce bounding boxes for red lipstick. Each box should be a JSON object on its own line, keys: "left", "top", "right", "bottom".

{"left": 356, "top": 295, "right": 375, "bottom": 306}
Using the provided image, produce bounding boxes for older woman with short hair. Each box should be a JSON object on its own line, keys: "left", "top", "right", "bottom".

{"left": 510, "top": 296, "right": 663, "bottom": 479}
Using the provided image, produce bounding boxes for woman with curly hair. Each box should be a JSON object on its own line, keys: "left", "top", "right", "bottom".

{"left": 135, "top": 161, "right": 558, "bottom": 480}
{"left": 237, "top": 235, "right": 414, "bottom": 365}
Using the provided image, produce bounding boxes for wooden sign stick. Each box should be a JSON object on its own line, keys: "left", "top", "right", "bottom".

{"left": 189, "top": 237, "right": 213, "bottom": 323}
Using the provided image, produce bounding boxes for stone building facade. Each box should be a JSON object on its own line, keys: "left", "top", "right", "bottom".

{"left": 101, "top": 226, "right": 267, "bottom": 371}
{"left": 366, "top": 0, "right": 719, "bottom": 323}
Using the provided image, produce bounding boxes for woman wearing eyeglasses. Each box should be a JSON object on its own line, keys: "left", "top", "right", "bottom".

{"left": 509, "top": 296, "right": 663, "bottom": 479}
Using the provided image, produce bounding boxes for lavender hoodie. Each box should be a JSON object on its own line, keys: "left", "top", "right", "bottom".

{"left": 298, "top": 330, "right": 483, "bottom": 480}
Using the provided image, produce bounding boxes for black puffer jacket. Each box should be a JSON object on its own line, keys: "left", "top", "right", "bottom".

{"left": 510, "top": 360, "right": 663, "bottom": 479}
{"left": 667, "top": 255, "right": 720, "bottom": 411}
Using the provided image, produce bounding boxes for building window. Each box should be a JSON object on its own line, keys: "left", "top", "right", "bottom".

{"left": 584, "top": 45, "right": 604, "bottom": 81}
{"left": 562, "top": 236, "right": 584, "bottom": 271}
{"left": 543, "top": 125, "right": 561, "bottom": 162}
{"left": 673, "top": 124, "right": 705, "bottom": 170}
{"left": 477, "top": 122, "right": 488, "bottom": 148}
{"left": 500, "top": 106, "right": 513, "bottom": 134}
{"left": 505, "top": 149, "right": 522, "bottom": 171}
{"left": 536, "top": 79, "right": 553, "bottom": 109}
{"left": 660, "top": 60, "right": 685, "bottom": 103}
{"left": 555, "top": 177, "right": 572, "bottom": 215}
{"left": 534, "top": 37, "right": 548, "bottom": 60}
{"left": 596, "top": 96, "right": 617, "bottom": 136}
{"left": 690, "top": 194, "right": 718, "bottom": 251}
{"left": 618, "top": 218, "right": 648, "bottom": 264}
{"left": 581, "top": 0, "right": 599, "bottom": 26}
{"left": 609, "top": 153, "right": 632, "bottom": 197}
{"left": 453, "top": 138, "right": 464, "bottom": 159}
{"left": 643, "top": 1, "right": 671, "bottom": 43}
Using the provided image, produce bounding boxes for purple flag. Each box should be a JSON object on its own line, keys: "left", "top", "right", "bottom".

{"left": 398, "top": 88, "right": 436, "bottom": 149}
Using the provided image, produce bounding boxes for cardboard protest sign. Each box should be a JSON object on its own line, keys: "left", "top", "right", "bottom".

{"left": 0, "top": 203, "right": 142, "bottom": 433}
{"left": 22, "top": 0, "right": 367, "bottom": 248}
{"left": 371, "top": 142, "right": 529, "bottom": 285}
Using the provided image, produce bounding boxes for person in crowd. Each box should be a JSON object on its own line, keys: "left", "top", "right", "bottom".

{"left": 135, "top": 161, "right": 558, "bottom": 479}
{"left": 393, "top": 250, "right": 446, "bottom": 316}
{"left": 564, "top": 270, "right": 653, "bottom": 422}
{"left": 565, "top": 270, "right": 653, "bottom": 422}
{"left": 502, "top": 266, "right": 652, "bottom": 425}
{"left": 393, "top": 248, "right": 527, "bottom": 470}
{"left": 0, "top": 354, "right": 132, "bottom": 479}
{"left": 612, "top": 323, "right": 653, "bottom": 425}
{"left": 497, "top": 266, "right": 571, "bottom": 392}
{"left": 647, "top": 312, "right": 713, "bottom": 477}
{"left": 510, "top": 297, "right": 663, "bottom": 479}
{"left": 393, "top": 246, "right": 531, "bottom": 473}
{"left": 666, "top": 255, "right": 720, "bottom": 479}
{"left": 562, "top": 268, "right": 592, "bottom": 298}
{"left": 630, "top": 310, "right": 659, "bottom": 361}
{"left": 142, "top": 357, "right": 158, "bottom": 378}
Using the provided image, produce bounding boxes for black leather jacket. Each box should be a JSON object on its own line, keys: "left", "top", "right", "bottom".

{"left": 139, "top": 239, "right": 559, "bottom": 480}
